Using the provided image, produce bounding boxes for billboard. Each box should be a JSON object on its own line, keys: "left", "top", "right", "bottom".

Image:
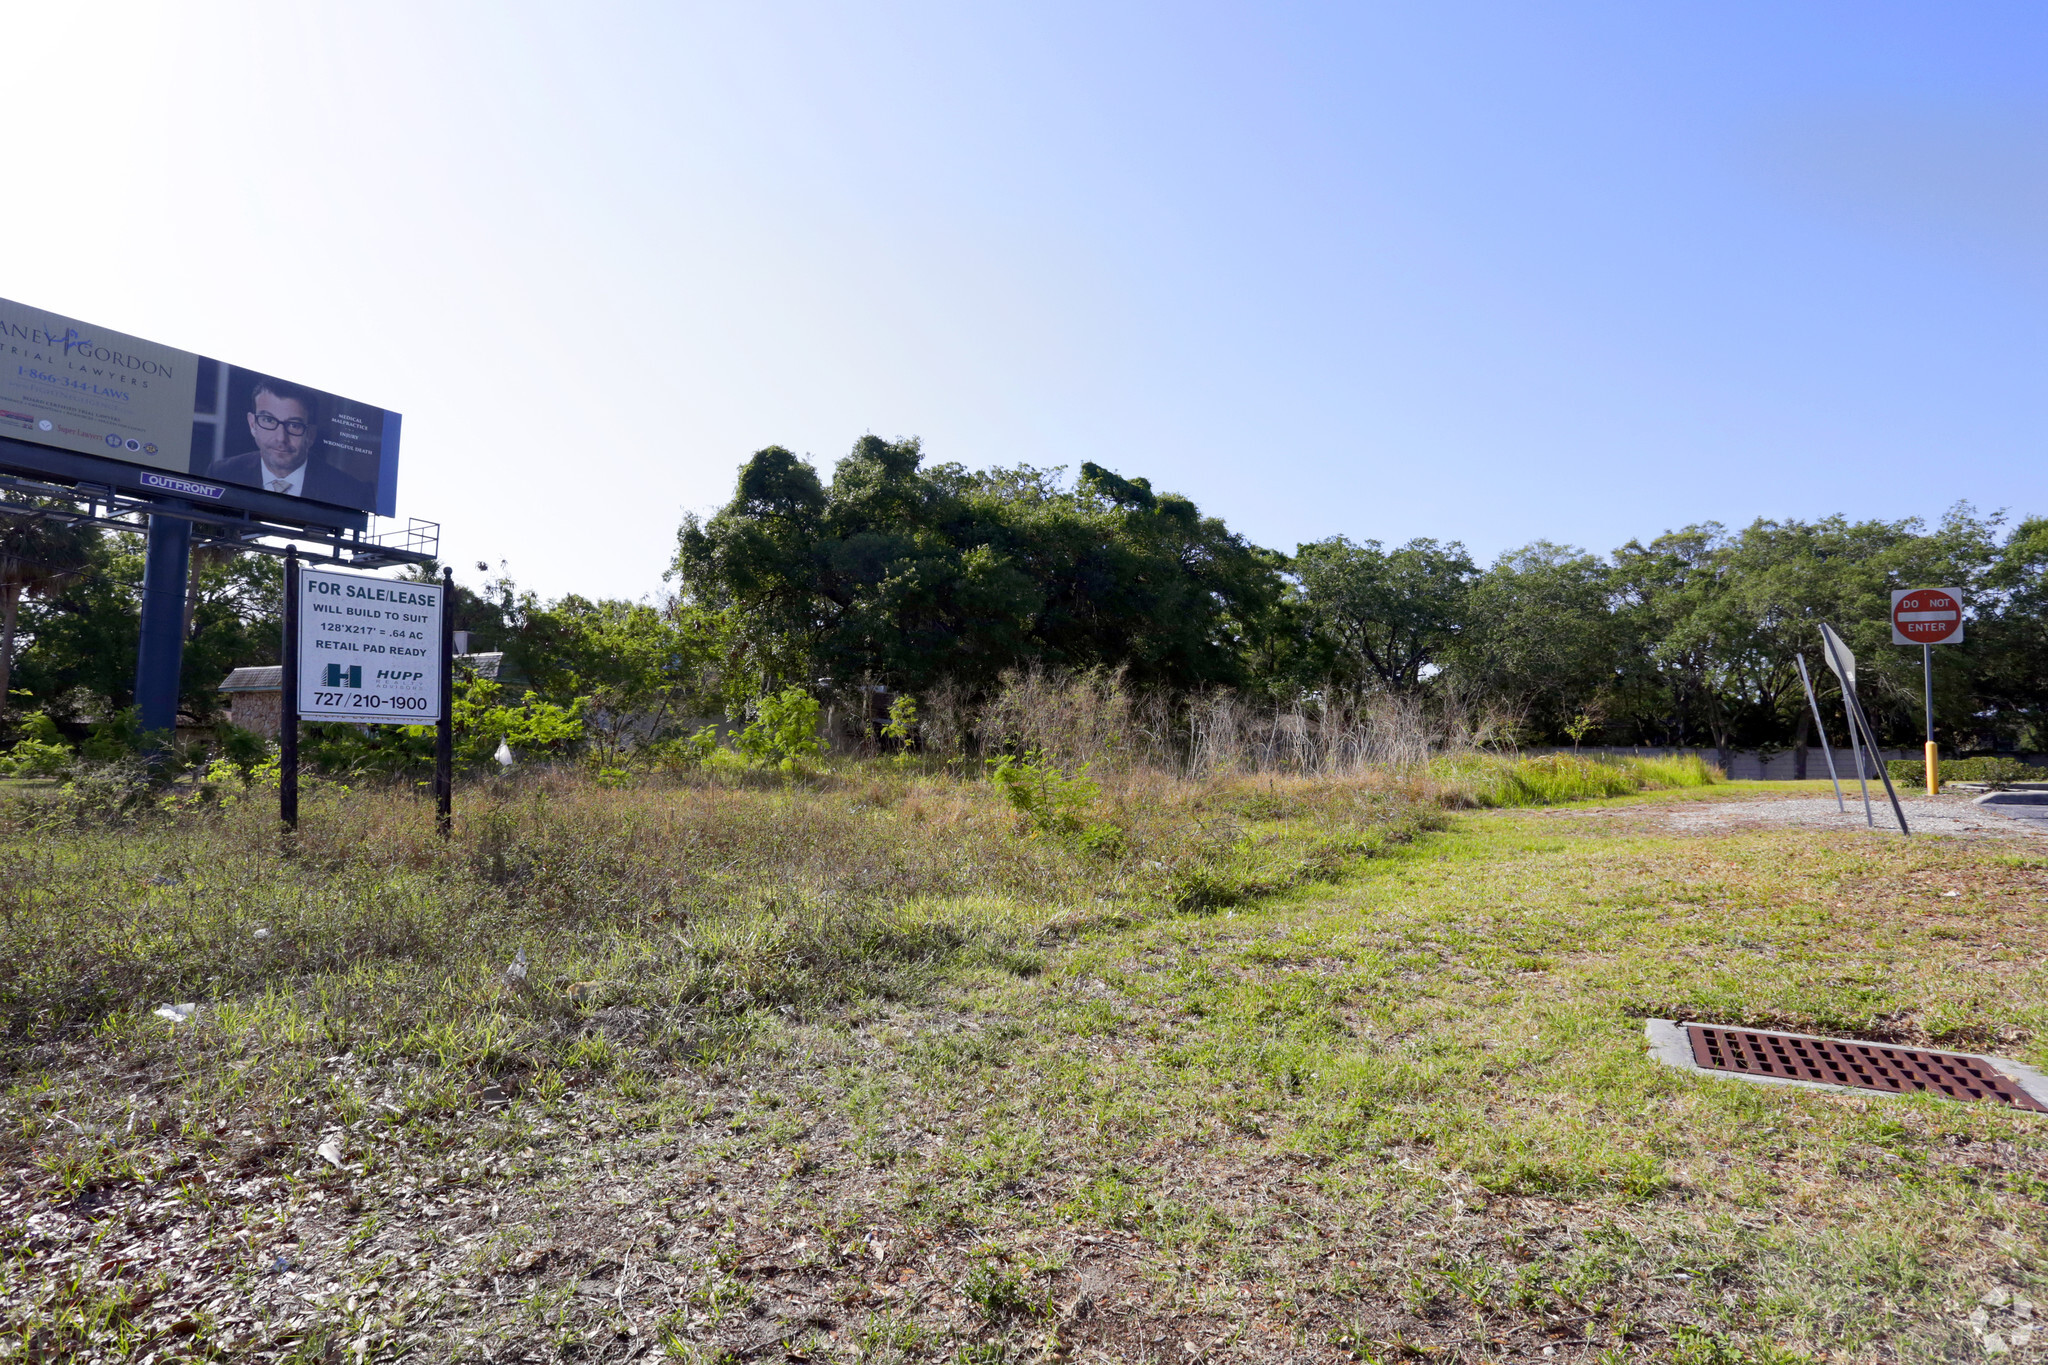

{"left": 297, "top": 568, "right": 443, "bottom": 723}
{"left": 0, "top": 295, "right": 400, "bottom": 522}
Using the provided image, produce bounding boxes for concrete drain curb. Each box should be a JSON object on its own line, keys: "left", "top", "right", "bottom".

{"left": 1646, "top": 1019, "right": 2048, "bottom": 1112}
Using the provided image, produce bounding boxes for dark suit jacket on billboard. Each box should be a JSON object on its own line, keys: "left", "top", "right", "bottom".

{"left": 209, "top": 451, "right": 374, "bottom": 510}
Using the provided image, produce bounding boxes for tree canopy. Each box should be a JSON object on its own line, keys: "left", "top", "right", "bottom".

{"left": 670, "top": 438, "right": 1280, "bottom": 696}
{"left": 3, "top": 437, "right": 2045, "bottom": 762}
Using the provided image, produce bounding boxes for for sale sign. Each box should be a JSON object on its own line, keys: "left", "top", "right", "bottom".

{"left": 297, "top": 568, "right": 443, "bottom": 722}
{"left": 1891, "top": 587, "right": 1964, "bottom": 646}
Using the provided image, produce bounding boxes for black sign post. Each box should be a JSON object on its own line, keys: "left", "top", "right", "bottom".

{"left": 280, "top": 545, "right": 300, "bottom": 832}
{"left": 435, "top": 566, "right": 454, "bottom": 838}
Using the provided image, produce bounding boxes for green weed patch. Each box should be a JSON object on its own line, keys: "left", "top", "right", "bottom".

{"left": 1433, "top": 750, "right": 1720, "bottom": 807}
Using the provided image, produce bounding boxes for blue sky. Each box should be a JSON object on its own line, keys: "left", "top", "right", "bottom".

{"left": 6, "top": 3, "right": 2045, "bottom": 597}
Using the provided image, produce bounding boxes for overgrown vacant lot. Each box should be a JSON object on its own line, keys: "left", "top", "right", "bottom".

{"left": 3, "top": 769, "right": 2045, "bottom": 1364}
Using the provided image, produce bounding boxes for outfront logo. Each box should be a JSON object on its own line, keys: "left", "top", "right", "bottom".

{"left": 139, "top": 472, "right": 225, "bottom": 499}
{"left": 323, "top": 664, "right": 363, "bottom": 689}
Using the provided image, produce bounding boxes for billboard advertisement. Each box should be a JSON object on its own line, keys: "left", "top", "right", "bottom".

{"left": 297, "top": 568, "right": 443, "bottom": 724}
{"left": 0, "top": 295, "right": 400, "bottom": 522}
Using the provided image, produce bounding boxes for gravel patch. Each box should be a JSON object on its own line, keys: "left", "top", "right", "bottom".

{"left": 1661, "top": 795, "right": 2046, "bottom": 838}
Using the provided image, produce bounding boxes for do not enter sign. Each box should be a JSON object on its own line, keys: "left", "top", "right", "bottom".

{"left": 1891, "top": 587, "right": 1964, "bottom": 646}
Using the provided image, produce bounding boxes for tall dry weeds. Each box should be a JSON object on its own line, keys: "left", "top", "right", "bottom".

{"left": 962, "top": 667, "right": 1521, "bottom": 779}
{"left": 971, "top": 667, "right": 1154, "bottom": 771}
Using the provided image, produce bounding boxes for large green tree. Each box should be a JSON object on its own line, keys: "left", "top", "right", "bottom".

{"left": 178, "top": 550, "right": 284, "bottom": 723}
{"left": 1976, "top": 516, "right": 2048, "bottom": 751}
{"left": 672, "top": 439, "right": 1281, "bottom": 702}
{"left": 1603, "top": 510, "right": 2003, "bottom": 760}
{"left": 1446, "top": 541, "right": 1625, "bottom": 737}
{"left": 1290, "top": 536, "right": 1475, "bottom": 695}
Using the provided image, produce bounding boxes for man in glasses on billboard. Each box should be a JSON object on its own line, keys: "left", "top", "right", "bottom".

{"left": 210, "top": 376, "right": 372, "bottom": 507}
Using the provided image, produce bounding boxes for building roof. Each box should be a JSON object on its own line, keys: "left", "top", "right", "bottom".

{"left": 216, "top": 654, "right": 502, "bottom": 692}
{"left": 219, "top": 666, "right": 282, "bottom": 692}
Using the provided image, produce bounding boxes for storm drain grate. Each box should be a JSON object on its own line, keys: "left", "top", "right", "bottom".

{"left": 1684, "top": 1023, "right": 2047, "bottom": 1112}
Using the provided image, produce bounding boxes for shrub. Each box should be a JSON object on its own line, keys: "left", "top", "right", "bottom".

{"left": 79, "top": 707, "right": 143, "bottom": 762}
{"left": 1, "top": 712, "right": 72, "bottom": 777}
{"left": 302, "top": 677, "right": 587, "bottom": 776}
{"left": 652, "top": 723, "right": 724, "bottom": 768}
{"left": 989, "top": 748, "right": 1100, "bottom": 836}
{"left": 50, "top": 757, "right": 156, "bottom": 823}
{"left": 1888, "top": 756, "right": 2047, "bottom": 789}
{"left": 1074, "top": 821, "right": 1129, "bottom": 859}
{"left": 453, "top": 676, "right": 585, "bottom": 766}
{"left": 881, "top": 694, "right": 919, "bottom": 765}
{"left": 735, "top": 687, "right": 826, "bottom": 772}
{"left": 212, "top": 721, "right": 270, "bottom": 777}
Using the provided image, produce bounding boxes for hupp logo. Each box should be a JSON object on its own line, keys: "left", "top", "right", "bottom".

{"left": 323, "top": 664, "right": 362, "bottom": 688}
{"left": 61, "top": 327, "right": 93, "bottom": 356}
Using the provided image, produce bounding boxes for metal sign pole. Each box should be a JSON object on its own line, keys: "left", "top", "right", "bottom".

{"left": 1796, "top": 653, "right": 1846, "bottom": 813}
{"left": 1847, "top": 683, "right": 1910, "bottom": 836}
{"left": 1820, "top": 625, "right": 1875, "bottom": 827}
{"left": 435, "top": 567, "right": 454, "bottom": 839}
{"left": 280, "top": 545, "right": 300, "bottom": 832}
{"left": 1841, "top": 690, "right": 1875, "bottom": 827}
{"left": 1923, "top": 642, "right": 1938, "bottom": 795}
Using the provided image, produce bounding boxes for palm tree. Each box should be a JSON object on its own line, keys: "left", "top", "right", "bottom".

{"left": 0, "top": 495, "right": 98, "bottom": 721}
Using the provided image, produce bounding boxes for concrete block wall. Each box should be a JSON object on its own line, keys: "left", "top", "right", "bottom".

{"left": 1534, "top": 745, "right": 2048, "bottom": 781}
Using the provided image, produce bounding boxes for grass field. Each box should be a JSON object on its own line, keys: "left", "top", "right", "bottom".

{"left": 2, "top": 765, "right": 2043, "bottom": 1363}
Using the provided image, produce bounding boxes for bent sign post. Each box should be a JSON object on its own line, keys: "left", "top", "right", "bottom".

{"left": 1819, "top": 622, "right": 1909, "bottom": 836}
{"left": 1794, "top": 653, "right": 1847, "bottom": 814}
{"left": 281, "top": 550, "right": 455, "bottom": 836}
{"left": 1892, "top": 588, "right": 1964, "bottom": 795}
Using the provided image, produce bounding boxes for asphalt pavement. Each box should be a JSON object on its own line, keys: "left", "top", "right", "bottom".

{"left": 1972, "top": 790, "right": 2048, "bottom": 833}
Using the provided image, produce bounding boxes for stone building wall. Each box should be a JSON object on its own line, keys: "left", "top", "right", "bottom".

{"left": 228, "top": 691, "right": 283, "bottom": 739}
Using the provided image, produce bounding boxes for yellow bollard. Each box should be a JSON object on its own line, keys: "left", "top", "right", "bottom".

{"left": 1925, "top": 741, "right": 1940, "bottom": 795}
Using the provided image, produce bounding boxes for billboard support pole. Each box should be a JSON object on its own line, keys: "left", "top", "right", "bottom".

{"left": 133, "top": 510, "right": 192, "bottom": 753}
{"left": 1923, "top": 643, "right": 1938, "bottom": 795}
{"left": 1795, "top": 653, "right": 1845, "bottom": 813}
{"left": 435, "top": 567, "right": 454, "bottom": 839}
{"left": 280, "top": 545, "right": 299, "bottom": 833}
